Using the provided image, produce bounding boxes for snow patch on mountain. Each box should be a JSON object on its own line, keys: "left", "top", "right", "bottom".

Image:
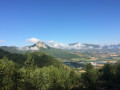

{"left": 48, "top": 41, "right": 99, "bottom": 50}
{"left": 19, "top": 41, "right": 48, "bottom": 51}
{"left": 17, "top": 38, "right": 120, "bottom": 51}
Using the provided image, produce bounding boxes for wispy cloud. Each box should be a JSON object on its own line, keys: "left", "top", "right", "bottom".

{"left": 0, "top": 40, "right": 4, "bottom": 43}
{"left": 26, "top": 38, "right": 40, "bottom": 43}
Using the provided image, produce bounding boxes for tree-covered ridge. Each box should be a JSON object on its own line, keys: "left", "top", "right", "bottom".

{"left": 0, "top": 46, "right": 81, "bottom": 60}
{"left": 1, "top": 49, "right": 120, "bottom": 89}
{"left": 25, "top": 52, "right": 63, "bottom": 68}
{"left": 0, "top": 49, "right": 26, "bottom": 66}
{"left": 0, "top": 56, "right": 80, "bottom": 90}
{"left": 1, "top": 56, "right": 120, "bottom": 90}
{"left": 0, "top": 46, "right": 24, "bottom": 53}
{"left": 0, "top": 49, "right": 62, "bottom": 68}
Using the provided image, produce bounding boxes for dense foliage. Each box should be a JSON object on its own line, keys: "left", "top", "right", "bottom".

{"left": 0, "top": 56, "right": 80, "bottom": 90}
{"left": 0, "top": 49, "right": 62, "bottom": 68}
{"left": 1, "top": 49, "right": 120, "bottom": 90}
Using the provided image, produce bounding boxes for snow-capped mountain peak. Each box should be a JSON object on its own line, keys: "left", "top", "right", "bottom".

{"left": 19, "top": 41, "right": 120, "bottom": 51}
{"left": 23, "top": 41, "right": 49, "bottom": 50}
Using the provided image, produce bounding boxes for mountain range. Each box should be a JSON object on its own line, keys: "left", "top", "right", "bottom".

{"left": 22, "top": 41, "right": 120, "bottom": 51}
{"left": 1, "top": 41, "right": 120, "bottom": 52}
{"left": 1, "top": 41, "right": 120, "bottom": 61}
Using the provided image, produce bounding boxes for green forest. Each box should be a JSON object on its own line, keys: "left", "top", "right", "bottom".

{"left": 1, "top": 49, "right": 120, "bottom": 90}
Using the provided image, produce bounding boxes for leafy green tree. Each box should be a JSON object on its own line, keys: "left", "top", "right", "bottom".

{"left": 82, "top": 63, "right": 100, "bottom": 90}
{"left": 116, "top": 63, "right": 120, "bottom": 82}
{"left": 11, "top": 70, "right": 22, "bottom": 90}
{"left": 24, "top": 55, "right": 35, "bottom": 69}
{"left": 0, "top": 60, "right": 5, "bottom": 88}
{"left": 85, "top": 63, "right": 94, "bottom": 72}
{"left": 113, "top": 62, "right": 120, "bottom": 89}
{"left": 69, "top": 71, "right": 76, "bottom": 86}
{"left": 101, "top": 63, "right": 116, "bottom": 88}
{"left": 0, "top": 57, "right": 18, "bottom": 89}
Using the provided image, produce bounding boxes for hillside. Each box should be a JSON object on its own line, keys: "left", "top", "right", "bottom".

{"left": 0, "top": 49, "right": 62, "bottom": 68}
{"left": 0, "top": 46, "right": 24, "bottom": 53}
{"left": 39, "top": 48, "right": 80, "bottom": 60}
{"left": 1, "top": 41, "right": 120, "bottom": 62}
{"left": 0, "top": 46, "right": 81, "bottom": 61}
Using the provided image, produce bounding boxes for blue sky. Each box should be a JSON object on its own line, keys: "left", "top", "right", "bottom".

{"left": 0, "top": 0, "right": 120, "bottom": 46}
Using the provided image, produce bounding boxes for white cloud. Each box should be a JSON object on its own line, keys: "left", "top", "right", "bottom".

{"left": 112, "top": 43, "right": 119, "bottom": 45}
{"left": 26, "top": 38, "right": 40, "bottom": 43}
{"left": 26, "top": 46, "right": 39, "bottom": 50}
{"left": 0, "top": 40, "right": 3, "bottom": 43}
{"left": 48, "top": 40, "right": 86, "bottom": 50}
{"left": 48, "top": 40, "right": 54, "bottom": 43}
{"left": 48, "top": 41, "right": 68, "bottom": 49}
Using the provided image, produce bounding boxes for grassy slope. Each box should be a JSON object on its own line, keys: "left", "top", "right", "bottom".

{"left": 39, "top": 48, "right": 80, "bottom": 60}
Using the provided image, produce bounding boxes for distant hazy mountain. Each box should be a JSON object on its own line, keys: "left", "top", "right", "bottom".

{"left": 23, "top": 41, "right": 50, "bottom": 51}
{"left": 1, "top": 41, "right": 120, "bottom": 60}
{"left": 68, "top": 43, "right": 101, "bottom": 50}
{"left": 48, "top": 42, "right": 120, "bottom": 50}
{"left": 22, "top": 42, "right": 102, "bottom": 50}
{"left": 1, "top": 41, "right": 120, "bottom": 53}
{"left": 48, "top": 42, "right": 102, "bottom": 50}
{"left": 0, "top": 41, "right": 81, "bottom": 60}
{"left": 0, "top": 46, "right": 23, "bottom": 53}
{"left": 103, "top": 44, "right": 120, "bottom": 49}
